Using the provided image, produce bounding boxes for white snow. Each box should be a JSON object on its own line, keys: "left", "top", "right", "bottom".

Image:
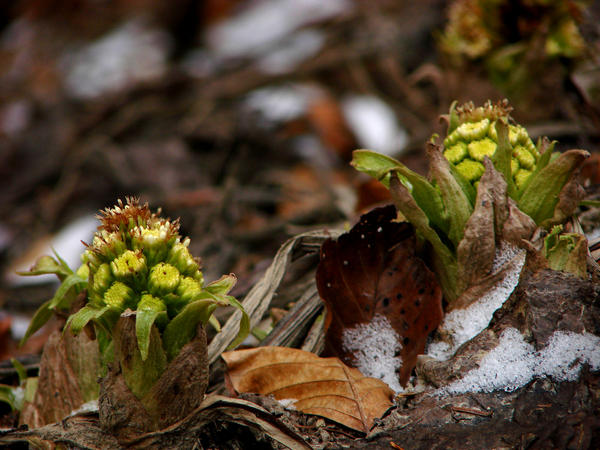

{"left": 243, "top": 84, "right": 321, "bottom": 124}
{"left": 426, "top": 242, "right": 526, "bottom": 361}
{"left": 205, "top": 0, "right": 349, "bottom": 60}
{"left": 342, "top": 314, "right": 403, "bottom": 393}
{"left": 6, "top": 214, "right": 98, "bottom": 286}
{"left": 441, "top": 327, "right": 600, "bottom": 394}
{"left": 257, "top": 29, "right": 325, "bottom": 75}
{"left": 63, "top": 19, "right": 171, "bottom": 99}
{"left": 69, "top": 399, "right": 99, "bottom": 416}
{"left": 341, "top": 95, "right": 408, "bottom": 156}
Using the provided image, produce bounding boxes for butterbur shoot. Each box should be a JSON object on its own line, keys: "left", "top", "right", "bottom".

{"left": 352, "top": 100, "right": 589, "bottom": 302}
{"left": 22, "top": 198, "right": 249, "bottom": 396}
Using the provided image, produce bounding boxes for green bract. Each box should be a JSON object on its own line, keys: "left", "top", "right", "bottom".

{"left": 352, "top": 100, "right": 589, "bottom": 302}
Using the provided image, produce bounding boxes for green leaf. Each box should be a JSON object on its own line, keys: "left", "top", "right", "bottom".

{"left": 204, "top": 273, "right": 237, "bottom": 295}
{"left": 52, "top": 248, "right": 75, "bottom": 275}
{"left": 163, "top": 299, "right": 218, "bottom": 360}
{"left": 516, "top": 140, "right": 555, "bottom": 197}
{"left": 223, "top": 295, "right": 250, "bottom": 351}
{"left": 66, "top": 304, "right": 112, "bottom": 335}
{"left": 491, "top": 120, "right": 517, "bottom": 198}
{"left": 136, "top": 309, "right": 168, "bottom": 361}
{"left": 428, "top": 143, "right": 473, "bottom": 247}
{"left": 0, "top": 385, "right": 22, "bottom": 411}
{"left": 351, "top": 150, "right": 448, "bottom": 234}
{"left": 389, "top": 175, "right": 459, "bottom": 301}
{"left": 447, "top": 100, "right": 460, "bottom": 134}
{"left": 48, "top": 273, "right": 87, "bottom": 310}
{"left": 448, "top": 163, "right": 476, "bottom": 205}
{"left": 518, "top": 149, "right": 589, "bottom": 225}
{"left": 11, "top": 359, "right": 27, "bottom": 384}
{"left": 208, "top": 314, "right": 221, "bottom": 332}
{"left": 19, "top": 300, "right": 53, "bottom": 347}
{"left": 16, "top": 255, "right": 71, "bottom": 281}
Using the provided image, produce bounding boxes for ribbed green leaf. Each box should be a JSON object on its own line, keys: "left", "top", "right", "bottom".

{"left": 136, "top": 309, "right": 168, "bottom": 361}
{"left": 48, "top": 273, "right": 87, "bottom": 310}
{"left": 389, "top": 175, "right": 460, "bottom": 301}
{"left": 204, "top": 273, "right": 237, "bottom": 295}
{"left": 491, "top": 120, "right": 517, "bottom": 198}
{"left": 518, "top": 149, "right": 589, "bottom": 225}
{"left": 20, "top": 300, "right": 53, "bottom": 347}
{"left": 66, "top": 304, "right": 111, "bottom": 335}
{"left": 428, "top": 143, "right": 473, "bottom": 247}
{"left": 163, "top": 299, "right": 217, "bottom": 360}
{"left": 516, "top": 139, "right": 555, "bottom": 197}
{"left": 224, "top": 295, "right": 250, "bottom": 350}
{"left": 352, "top": 150, "right": 448, "bottom": 234}
{"left": 16, "top": 255, "right": 71, "bottom": 281}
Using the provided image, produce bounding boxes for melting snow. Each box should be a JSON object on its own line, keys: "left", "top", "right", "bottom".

{"left": 257, "top": 29, "right": 325, "bottom": 75}
{"left": 341, "top": 95, "right": 408, "bottom": 156}
{"left": 63, "top": 19, "right": 171, "bottom": 99}
{"left": 6, "top": 214, "right": 98, "bottom": 286}
{"left": 243, "top": 84, "right": 320, "bottom": 124}
{"left": 342, "top": 314, "right": 403, "bottom": 393}
{"left": 426, "top": 242, "right": 526, "bottom": 361}
{"left": 440, "top": 327, "right": 600, "bottom": 394}
{"left": 205, "top": 0, "right": 349, "bottom": 60}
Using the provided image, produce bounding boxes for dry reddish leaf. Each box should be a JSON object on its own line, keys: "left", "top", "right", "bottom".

{"left": 316, "top": 205, "right": 443, "bottom": 386}
{"left": 222, "top": 346, "right": 394, "bottom": 433}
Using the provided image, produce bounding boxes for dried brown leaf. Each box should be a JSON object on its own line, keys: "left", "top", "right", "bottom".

{"left": 316, "top": 205, "right": 443, "bottom": 386}
{"left": 222, "top": 346, "right": 394, "bottom": 433}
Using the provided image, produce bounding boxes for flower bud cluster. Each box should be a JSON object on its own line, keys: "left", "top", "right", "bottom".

{"left": 82, "top": 197, "right": 204, "bottom": 321}
{"left": 442, "top": 101, "right": 539, "bottom": 189}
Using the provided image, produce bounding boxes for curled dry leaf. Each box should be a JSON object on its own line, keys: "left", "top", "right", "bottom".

{"left": 316, "top": 205, "right": 443, "bottom": 386}
{"left": 222, "top": 346, "right": 394, "bottom": 434}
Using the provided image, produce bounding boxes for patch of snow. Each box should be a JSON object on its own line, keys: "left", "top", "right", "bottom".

{"left": 205, "top": 0, "right": 349, "bottom": 60}
{"left": 342, "top": 314, "right": 403, "bottom": 393}
{"left": 257, "top": 29, "right": 325, "bottom": 75}
{"left": 62, "top": 19, "right": 171, "bottom": 99}
{"left": 440, "top": 327, "right": 600, "bottom": 394}
{"left": 69, "top": 399, "right": 99, "bottom": 416}
{"left": 9, "top": 313, "right": 32, "bottom": 340}
{"left": 243, "top": 84, "right": 321, "bottom": 124}
{"left": 426, "top": 242, "right": 526, "bottom": 361}
{"left": 11, "top": 386, "right": 24, "bottom": 409}
{"left": 341, "top": 95, "right": 408, "bottom": 156}
{"left": 6, "top": 214, "right": 98, "bottom": 286}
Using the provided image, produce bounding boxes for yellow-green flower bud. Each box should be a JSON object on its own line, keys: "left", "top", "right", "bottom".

{"left": 148, "top": 262, "right": 180, "bottom": 296}
{"left": 442, "top": 101, "right": 539, "bottom": 190}
{"left": 467, "top": 137, "right": 496, "bottom": 162}
{"left": 131, "top": 224, "right": 176, "bottom": 265}
{"left": 514, "top": 169, "right": 533, "bottom": 190}
{"left": 91, "top": 263, "right": 113, "bottom": 297}
{"left": 111, "top": 250, "right": 147, "bottom": 288}
{"left": 167, "top": 239, "right": 199, "bottom": 277}
{"left": 176, "top": 276, "right": 203, "bottom": 304}
{"left": 103, "top": 281, "right": 136, "bottom": 310}
{"left": 455, "top": 159, "right": 485, "bottom": 182}
{"left": 444, "top": 142, "right": 467, "bottom": 164}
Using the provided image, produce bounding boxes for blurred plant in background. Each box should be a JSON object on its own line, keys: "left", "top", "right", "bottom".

{"left": 439, "top": 0, "right": 588, "bottom": 102}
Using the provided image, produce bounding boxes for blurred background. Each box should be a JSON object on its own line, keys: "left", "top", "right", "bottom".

{"left": 0, "top": 0, "right": 598, "bottom": 370}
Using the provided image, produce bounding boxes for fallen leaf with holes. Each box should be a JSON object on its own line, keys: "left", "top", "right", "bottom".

{"left": 316, "top": 205, "right": 443, "bottom": 387}
{"left": 222, "top": 346, "right": 394, "bottom": 433}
